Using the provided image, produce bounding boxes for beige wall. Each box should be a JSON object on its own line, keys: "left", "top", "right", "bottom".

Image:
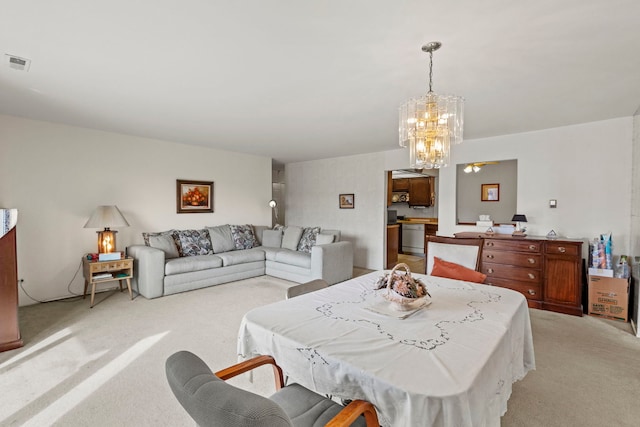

{"left": 286, "top": 117, "right": 633, "bottom": 271}
{"left": 0, "top": 114, "right": 272, "bottom": 305}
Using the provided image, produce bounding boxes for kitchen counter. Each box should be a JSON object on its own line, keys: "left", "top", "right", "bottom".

{"left": 397, "top": 217, "right": 438, "bottom": 225}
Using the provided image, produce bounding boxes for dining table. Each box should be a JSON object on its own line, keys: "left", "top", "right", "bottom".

{"left": 238, "top": 271, "right": 535, "bottom": 426}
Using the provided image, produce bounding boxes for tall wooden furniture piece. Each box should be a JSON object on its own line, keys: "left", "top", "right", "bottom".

{"left": 0, "top": 209, "right": 23, "bottom": 352}
{"left": 455, "top": 233, "right": 583, "bottom": 316}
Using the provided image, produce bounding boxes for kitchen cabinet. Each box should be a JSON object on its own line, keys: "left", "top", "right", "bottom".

{"left": 386, "top": 225, "right": 399, "bottom": 268}
{"left": 392, "top": 178, "right": 410, "bottom": 192}
{"left": 408, "top": 177, "right": 434, "bottom": 207}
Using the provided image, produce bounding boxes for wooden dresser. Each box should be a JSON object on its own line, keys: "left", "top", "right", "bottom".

{"left": 455, "top": 233, "right": 584, "bottom": 316}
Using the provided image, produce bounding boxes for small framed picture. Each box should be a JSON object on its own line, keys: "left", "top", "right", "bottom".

{"left": 177, "top": 180, "right": 214, "bottom": 213}
{"left": 339, "top": 193, "right": 354, "bottom": 209}
{"left": 481, "top": 184, "right": 500, "bottom": 202}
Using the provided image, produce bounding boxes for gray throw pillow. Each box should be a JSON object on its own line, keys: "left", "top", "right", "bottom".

{"left": 281, "top": 226, "right": 303, "bottom": 251}
{"left": 262, "top": 229, "right": 283, "bottom": 248}
{"left": 206, "top": 225, "right": 236, "bottom": 253}
{"left": 315, "top": 233, "right": 335, "bottom": 245}
{"left": 147, "top": 233, "right": 180, "bottom": 259}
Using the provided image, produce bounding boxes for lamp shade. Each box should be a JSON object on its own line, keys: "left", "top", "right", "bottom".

{"left": 84, "top": 206, "right": 129, "bottom": 254}
{"left": 84, "top": 206, "right": 130, "bottom": 229}
{"left": 511, "top": 214, "right": 528, "bottom": 223}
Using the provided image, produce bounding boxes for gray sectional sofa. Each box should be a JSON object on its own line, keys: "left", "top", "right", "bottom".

{"left": 127, "top": 224, "right": 353, "bottom": 299}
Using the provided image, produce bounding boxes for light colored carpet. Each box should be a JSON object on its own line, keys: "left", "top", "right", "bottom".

{"left": 1, "top": 275, "right": 639, "bottom": 426}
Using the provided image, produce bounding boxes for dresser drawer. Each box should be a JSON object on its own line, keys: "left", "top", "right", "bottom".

{"left": 484, "top": 239, "right": 541, "bottom": 253}
{"left": 484, "top": 277, "right": 542, "bottom": 301}
{"left": 482, "top": 262, "right": 542, "bottom": 283}
{"left": 482, "top": 250, "right": 542, "bottom": 268}
{"left": 545, "top": 242, "right": 580, "bottom": 256}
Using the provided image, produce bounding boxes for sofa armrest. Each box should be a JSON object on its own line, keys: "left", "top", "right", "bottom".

{"left": 127, "top": 245, "right": 165, "bottom": 299}
{"left": 311, "top": 241, "right": 353, "bottom": 285}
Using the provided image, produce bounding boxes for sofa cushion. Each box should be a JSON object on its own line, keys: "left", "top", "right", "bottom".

{"left": 165, "top": 254, "right": 223, "bottom": 275}
{"left": 262, "top": 229, "right": 283, "bottom": 248}
{"left": 230, "top": 224, "right": 258, "bottom": 250}
{"left": 252, "top": 225, "right": 269, "bottom": 245}
{"left": 147, "top": 233, "right": 180, "bottom": 259}
{"left": 297, "top": 227, "right": 320, "bottom": 253}
{"left": 274, "top": 249, "right": 311, "bottom": 268}
{"left": 206, "top": 225, "right": 236, "bottom": 253}
{"left": 175, "top": 229, "right": 213, "bottom": 257}
{"left": 282, "top": 226, "right": 303, "bottom": 251}
{"left": 315, "top": 233, "right": 334, "bottom": 245}
{"left": 216, "top": 248, "right": 265, "bottom": 267}
{"left": 262, "top": 247, "right": 281, "bottom": 261}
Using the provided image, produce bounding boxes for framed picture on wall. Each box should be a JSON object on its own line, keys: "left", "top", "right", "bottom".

{"left": 339, "top": 193, "right": 354, "bottom": 209}
{"left": 177, "top": 179, "right": 214, "bottom": 213}
{"left": 481, "top": 184, "right": 500, "bottom": 202}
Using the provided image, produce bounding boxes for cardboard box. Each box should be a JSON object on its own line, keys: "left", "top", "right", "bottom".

{"left": 588, "top": 276, "right": 630, "bottom": 322}
{"left": 588, "top": 267, "right": 614, "bottom": 278}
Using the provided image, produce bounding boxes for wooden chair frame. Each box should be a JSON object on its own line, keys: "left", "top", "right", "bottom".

{"left": 215, "top": 355, "right": 380, "bottom": 427}
{"left": 425, "top": 236, "right": 484, "bottom": 273}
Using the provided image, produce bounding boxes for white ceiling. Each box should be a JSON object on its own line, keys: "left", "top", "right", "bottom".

{"left": 2, "top": 1, "right": 640, "bottom": 165}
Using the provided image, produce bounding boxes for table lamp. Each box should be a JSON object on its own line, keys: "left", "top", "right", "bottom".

{"left": 511, "top": 214, "right": 527, "bottom": 237}
{"left": 84, "top": 205, "right": 130, "bottom": 253}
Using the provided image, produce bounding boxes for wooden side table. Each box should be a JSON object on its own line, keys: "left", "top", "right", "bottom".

{"left": 82, "top": 256, "right": 134, "bottom": 308}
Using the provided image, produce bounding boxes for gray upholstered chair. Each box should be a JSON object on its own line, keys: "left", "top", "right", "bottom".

{"left": 286, "top": 279, "right": 329, "bottom": 299}
{"left": 425, "top": 236, "right": 483, "bottom": 275}
{"left": 165, "top": 351, "right": 379, "bottom": 427}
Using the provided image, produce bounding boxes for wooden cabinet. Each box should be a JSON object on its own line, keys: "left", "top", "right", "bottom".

{"left": 456, "top": 233, "right": 584, "bottom": 316}
{"left": 392, "top": 178, "right": 409, "bottom": 192}
{"left": 481, "top": 238, "right": 544, "bottom": 309}
{"left": 386, "top": 171, "right": 393, "bottom": 207}
{"left": 0, "top": 226, "right": 23, "bottom": 352}
{"left": 408, "top": 177, "right": 434, "bottom": 207}
{"left": 544, "top": 241, "right": 583, "bottom": 316}
{"left": 386, "top": 225, "right": 400, "bottom": 268}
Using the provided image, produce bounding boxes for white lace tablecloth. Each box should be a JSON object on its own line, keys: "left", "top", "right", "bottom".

{"left": 238, "top": 271, "right": 535, "bottom": 427}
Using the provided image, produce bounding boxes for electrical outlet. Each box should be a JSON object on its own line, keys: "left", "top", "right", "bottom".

{"left": 549, "top": 199, "right": 557, "bottom": 208}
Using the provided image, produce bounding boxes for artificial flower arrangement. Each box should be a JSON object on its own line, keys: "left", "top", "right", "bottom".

{"left": 376, "top": 263, "right": 431, "bottom": 311}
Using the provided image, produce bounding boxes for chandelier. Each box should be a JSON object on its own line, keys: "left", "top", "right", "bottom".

{"left": 399, "top": 42, "right": 464, "bottom": 169}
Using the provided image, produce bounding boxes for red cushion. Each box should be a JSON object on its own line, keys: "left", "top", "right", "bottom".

{"left": 431, "top": 257, "right": 487, "bottom": 283}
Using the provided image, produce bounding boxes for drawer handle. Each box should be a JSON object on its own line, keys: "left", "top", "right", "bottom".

{"left": 486, "top": 282, "right": 493, "bottom": 286}
{"left": 528, "top": 289, "right": 536, "bottom": 295}
{"left": 487, "top": 254, "right": 494, "bottom": 259}
{"left": 487, "top": 242, "right": 494, "bottom": 247}
{"left": 558, "top": 247, "right": 566, "bottom": 253}
{"left": 487, "top": 268, "right": 494, "bottom": 274}
{"left": 528, "top": 273, "right": 536, "bottom": 279}
{"left": 528, "top": 258, "right": 536, "bottom": 264}
{"left": 528, "top": 245, "right": 536, "bottom": 250}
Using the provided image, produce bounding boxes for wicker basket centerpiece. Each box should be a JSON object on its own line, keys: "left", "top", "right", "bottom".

{"left": 375, "top": 263, "right": 431, "bottom": 311}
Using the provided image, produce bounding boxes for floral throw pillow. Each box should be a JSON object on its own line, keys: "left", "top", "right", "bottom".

{"left": 175, "top": 229, "right": 213, "bottom": 257}
{"left": 230, "top": 224, "right": 258, "bottom": 250}
{"left": 297, "top": 226, "right": 321, "bottom": 253}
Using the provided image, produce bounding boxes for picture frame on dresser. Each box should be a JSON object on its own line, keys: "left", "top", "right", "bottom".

{"left": 176, "top": 179, "right": 213, "bottom": 213}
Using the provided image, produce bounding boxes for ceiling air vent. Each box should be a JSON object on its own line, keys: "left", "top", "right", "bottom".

{"left": 4, "top": 54, "right": 31, "bottom": 71}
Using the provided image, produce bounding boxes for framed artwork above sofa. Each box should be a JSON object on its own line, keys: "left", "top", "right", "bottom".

{"left": 176, "top": 179, "right": 213, "bottom": 213}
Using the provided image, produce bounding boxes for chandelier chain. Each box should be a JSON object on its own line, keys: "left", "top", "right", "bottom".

{"left": 428, "top": 50, "right": 434, "bottom": 93}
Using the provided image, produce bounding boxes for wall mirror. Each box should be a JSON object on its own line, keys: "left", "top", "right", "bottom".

{"left": 456, "top": 160, "right": 517, "bottom": 225}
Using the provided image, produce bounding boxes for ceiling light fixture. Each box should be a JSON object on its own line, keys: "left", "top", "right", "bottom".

{"left": 399, "top": 41, "right": 464, "bottom": 169}
{"left": 463, "top": 161, "right": 499, "bottom": 173}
